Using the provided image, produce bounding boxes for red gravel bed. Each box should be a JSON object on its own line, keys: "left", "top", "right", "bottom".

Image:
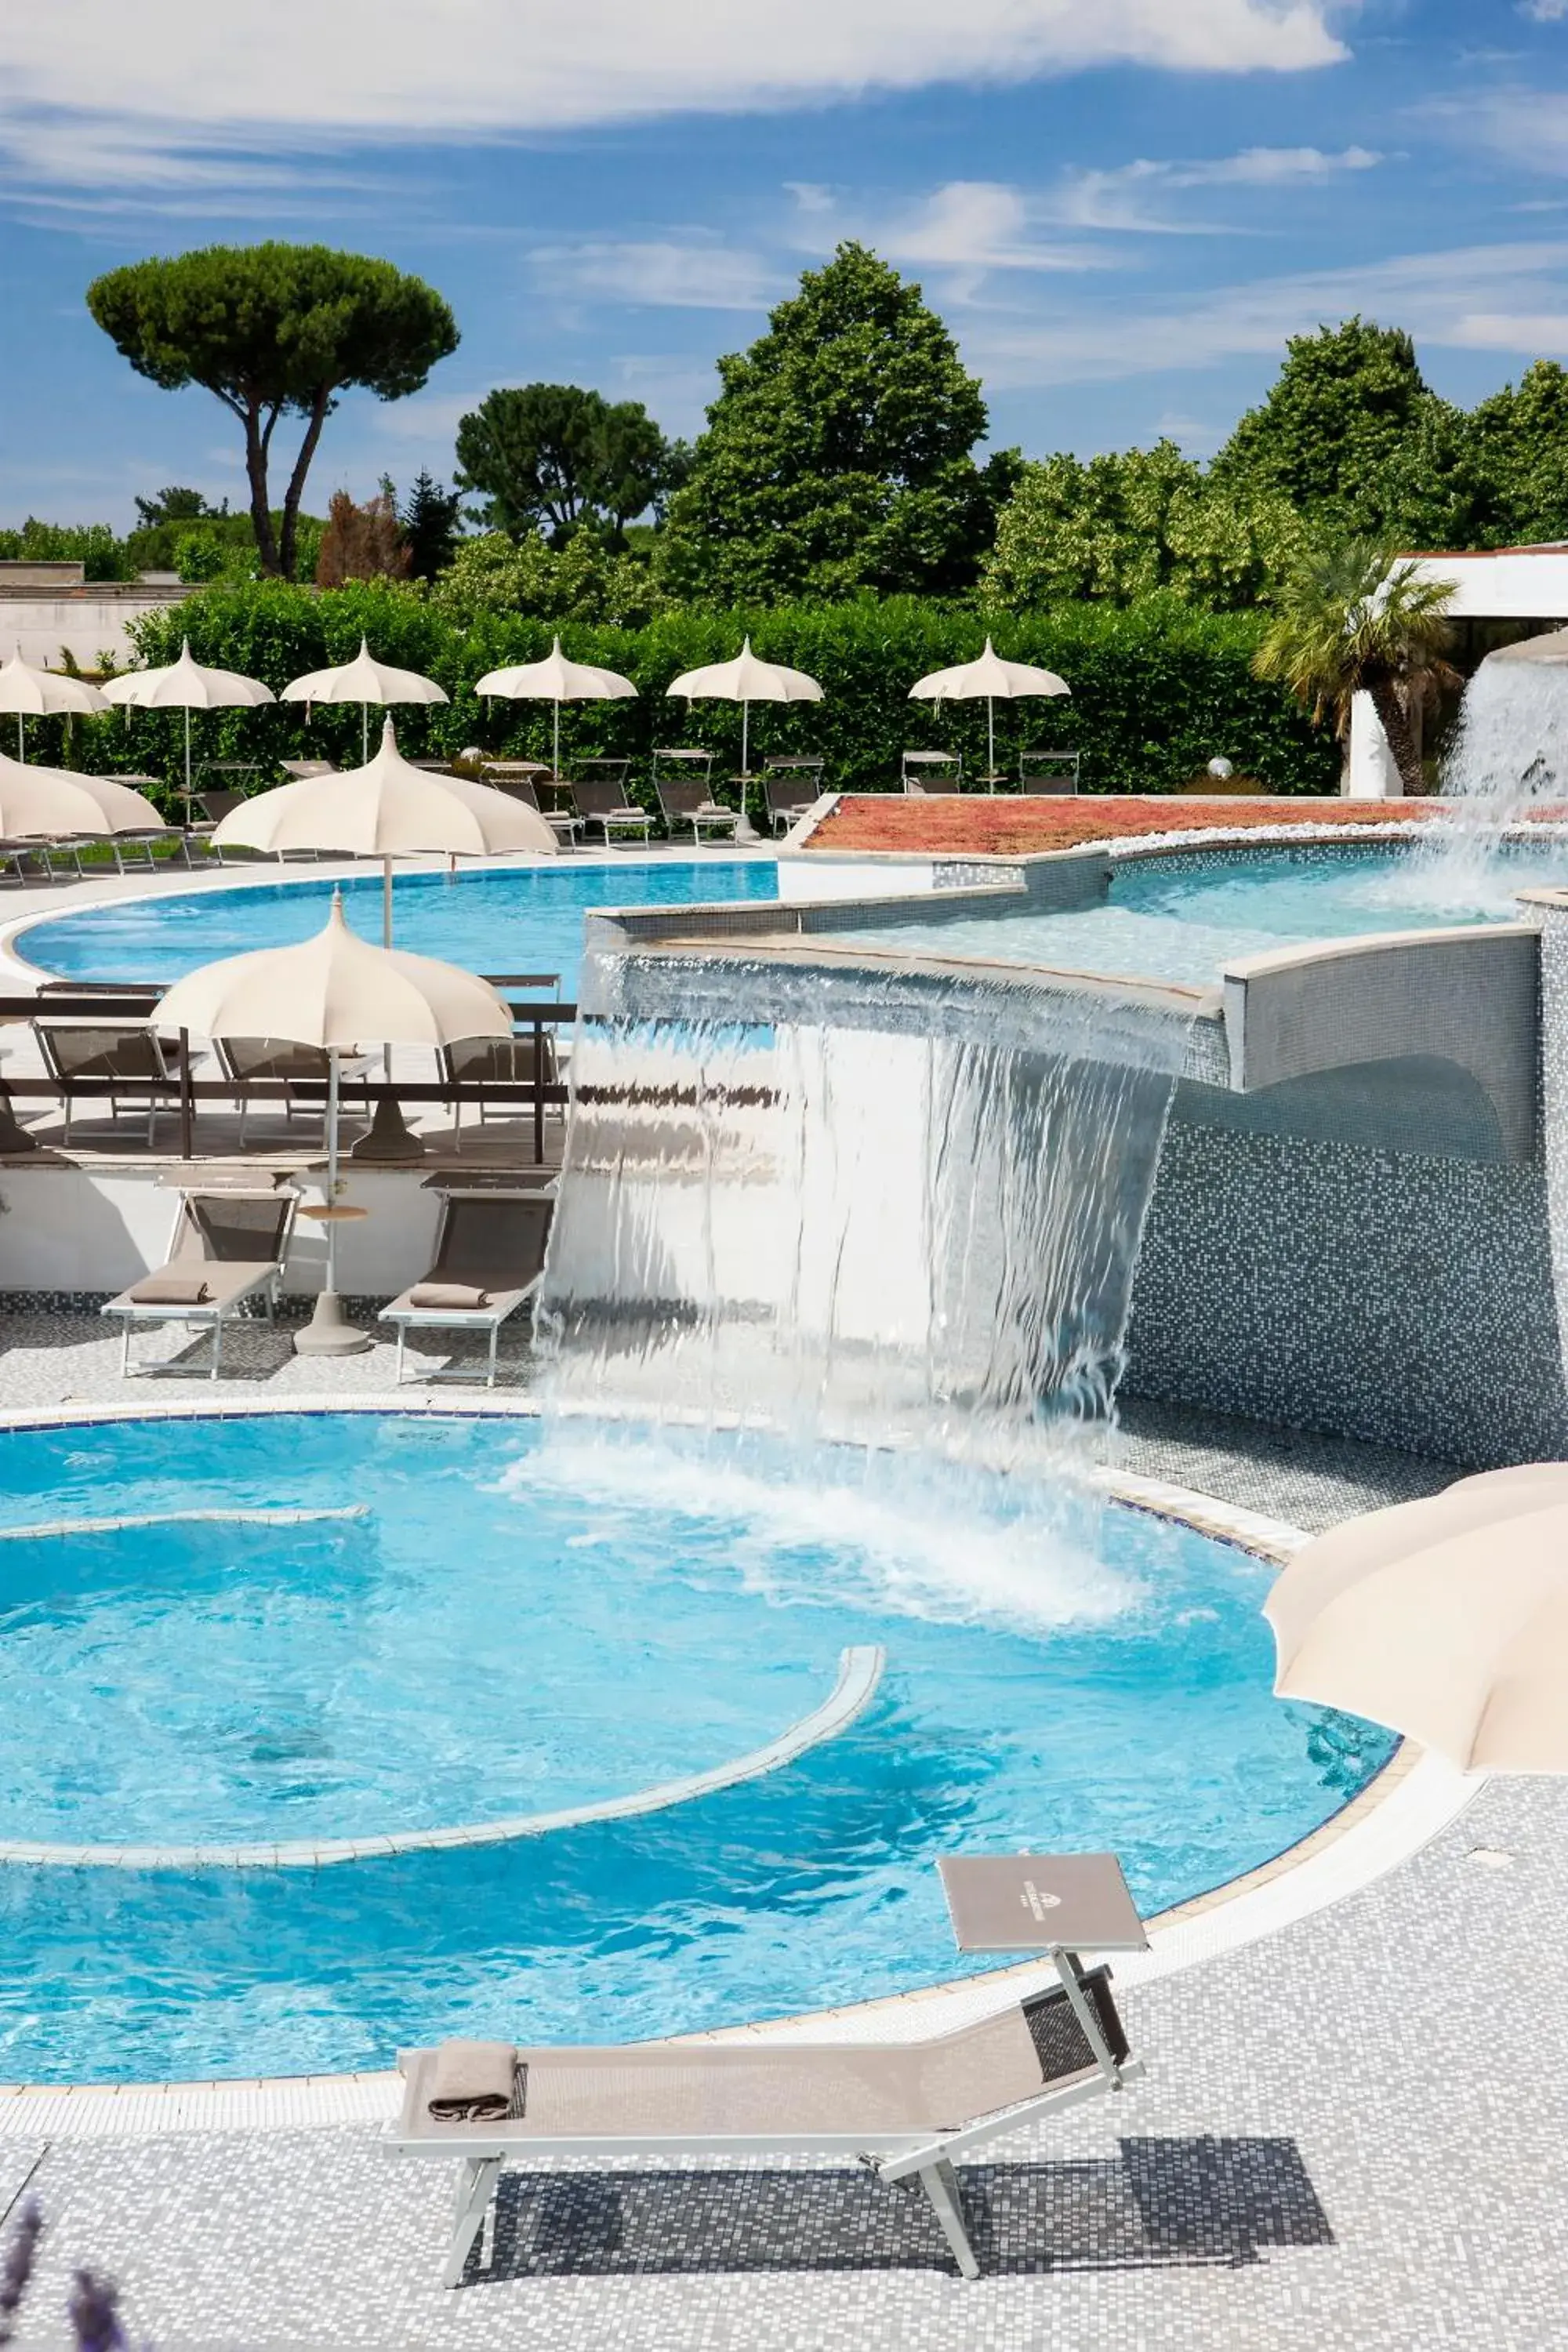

{"left": 804, "top": 796, "right": 1436, "bottom": 857}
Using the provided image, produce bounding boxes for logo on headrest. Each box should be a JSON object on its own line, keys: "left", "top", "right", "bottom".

{"left": 1020, "top": 1880, "right": 1062, "bottom": 1920}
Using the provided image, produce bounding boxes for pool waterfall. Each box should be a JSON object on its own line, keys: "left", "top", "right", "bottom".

{"left": 539, "top": 945, "right": 1197, "bottom": 1470}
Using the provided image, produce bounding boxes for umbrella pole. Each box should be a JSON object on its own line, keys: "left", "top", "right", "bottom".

{"left": 352, "top": 855, "right": 423, "bottom": 1163}
{"left": 15, "top": 717, "right": 21, "bottom": 761}
{"left": 295, "top": 1047, "right": 371, "bottom": 1355}
{"left": 554, "top": 699, "right": 561, "bottom": 781}
{"left": 734, "top": 698, "right": 760, "bottom": 844}
{"left": 988, "top": 696, "right": 995, "bottom": 788}
{"left": 184, "top": 706, "right": 193, "bottom": 828}
{"left": 363, "top": 703, "right": 370, "bottom": 764}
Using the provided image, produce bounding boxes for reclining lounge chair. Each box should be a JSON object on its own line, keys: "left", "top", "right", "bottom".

{"left": 102, "top": 1184, "right": 299, "bottom": 1379}
{"left": 379, "top": 1185, "right": 555, "bottom": 1385}
{"left": 387, "top": 1947, "right": 1140, "bottom": 2285}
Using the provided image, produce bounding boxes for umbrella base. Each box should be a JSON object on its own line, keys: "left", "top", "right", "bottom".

{"left": 350, "top": 1095, "right": 423, "bottom": 1162}
{"left": 294, "top": 1290, "right": 372, "bottom": 1357}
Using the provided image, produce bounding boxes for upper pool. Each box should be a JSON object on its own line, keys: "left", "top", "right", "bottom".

{"left": 0, "top": 1410, "right": 1388, "bottom": 2083}
{"left": 843, "top": 839, "right": 1568, "bottom": 989}
{"left": 16, "top": 858, "right": 779, "bottom": 997}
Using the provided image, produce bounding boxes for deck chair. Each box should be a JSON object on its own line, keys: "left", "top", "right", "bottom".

{"left": 440, "top": 1030, "right": 559, "bottom": 1152}
{"left": 481, "top": 770, "right": 583, "bottom": 848}
{"left": 1019, "top": 748, "right": 1080, "bottom": 796}
{"left": 387, "top": 1955, "right": 1139, "bottom": 2287}
{"left": 763, "top": 756, "right": 826, "bottom": 835}
{"left": 32, "top": 1020, "right": 178, "bottom": 1147}
{"left": 379, "top": 1187, "right": 554, "bottom": 1385}
{"left": 902, "top": 750, "right": 963, "bottom": 794}
{"left": 211, "top": 1036, "right": 372, "bottom": 1147}
{"left": 101, "top": 1186, "right": 299, "bottom": 1379}
{"left": 656, "top": 777, "right": 740, "bottom": 844}
{"left": 573, "top": 775, "right": 651, "bottom": 846}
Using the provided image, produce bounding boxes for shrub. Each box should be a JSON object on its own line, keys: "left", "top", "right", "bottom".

{"left": 88, "top": 579, "right": 1338, "bottom": 800}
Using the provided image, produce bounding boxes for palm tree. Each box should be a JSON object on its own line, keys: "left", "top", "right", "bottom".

{"left": 1253, "top": 541, "right": 1457, "bottom": 793}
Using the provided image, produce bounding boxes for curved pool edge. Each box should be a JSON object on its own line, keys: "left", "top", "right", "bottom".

{"left": 0, "top": 1397, "right": 1453, "bottom": 2130}
{"left": 0, "top": 1643, "right": 886, "bottom": 1871}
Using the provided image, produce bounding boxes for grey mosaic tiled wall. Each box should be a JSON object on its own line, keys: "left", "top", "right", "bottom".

{"left": 1123, "top": 1116, "right": 1568, "bottom": 1467}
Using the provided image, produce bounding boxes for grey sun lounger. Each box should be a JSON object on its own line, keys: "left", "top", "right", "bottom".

{"left": 387, "top": 1955, "right": 1140, "bottom": 2286}
{"left": 379, "top": 1186, "right": 555, "bottom": 1385}
{"left": 102, "top": 1185, "right": 299, "bottom": 1379}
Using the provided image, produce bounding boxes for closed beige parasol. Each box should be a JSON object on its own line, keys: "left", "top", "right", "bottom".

{"left": 1265, "top": 1462, "right": 1568, "bottom": 1772}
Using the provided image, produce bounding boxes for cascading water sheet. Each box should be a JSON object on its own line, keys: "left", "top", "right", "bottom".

{"left": 538, "top": 946, "right": 1196, "bottom": 1470}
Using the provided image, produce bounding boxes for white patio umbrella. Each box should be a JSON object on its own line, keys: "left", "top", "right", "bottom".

{"left": 666, "top": 636, "right": 823, "bottom": 840}
{"left": 0, "top": 749, "right": 163, "bottom": 838}
{"left": 474, "top": 635, "right": 637, "bottom": 782}
{"left": 1265, "top": 1462, "right": 1568, "bottom": 1773}
{"left": 909, "top": 637, "right": 1071, "bottom": 782}
{"left": 281, "top": 636, "right": 448, "bottom": 764}
{"left": 212, "top": 717, "right": 556, "bottom": 1157}
{"left": 0, "top": 646, "right": 108, "bottom": 759}
{"left": 154, "top": 892, "right": 512, "bottom": 1356}
{"left": 100, "top": 639, "right": 275, "bottom": 821}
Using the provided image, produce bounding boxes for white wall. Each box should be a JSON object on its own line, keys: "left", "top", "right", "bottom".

{"left": 1346, "top": 691, "right": 1403, "bottom": 799}
{"left": 0, "top": 591, "right": 192, "bottom": 673}
{"left": 0, "top": 1163, "right": 443, "bottom": 1296}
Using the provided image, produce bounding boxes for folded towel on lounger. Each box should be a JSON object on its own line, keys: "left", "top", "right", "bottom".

{"left": 408, "top": 1281, "right": 491, "bottom": 1310}
{"left": 128, "top": 1272, "right": 212, "bottom": 1306}
{"left": 426, "top": 2040, "right": 517, "bottom": 2122}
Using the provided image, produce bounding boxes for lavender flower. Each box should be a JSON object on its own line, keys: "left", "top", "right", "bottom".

{"left": 68, "top": 2267, "right": 127, "bottom": 2352}
{"left": 0, "top": 2197, "right": 42, "bottom": 2346}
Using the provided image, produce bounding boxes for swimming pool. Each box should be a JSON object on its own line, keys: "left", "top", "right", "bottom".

{"left": 843, "top": 840, "right": 1568, "bottom": 989}
{"left": 0, "top": 1410, "right": 1390, "bottom": 2082}
{"left": 16, "top": 858, "right": 779, "bottom": 996}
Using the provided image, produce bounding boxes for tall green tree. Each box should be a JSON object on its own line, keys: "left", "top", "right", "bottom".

{"left": 660, "top": 243, "right": 997, "bottom": 601}
{"left": 983, "top": 440, "right": 1306, "bottom": 612}
{"left": 455, "top": 384, "right": 676, "bottom": 541}
{"left": 398, "top": 470, "right": 463, "bottom": 580}
{"left": 86, "top": 245, "right": 459, "bottom": 580}
{"left": 1252, "top": 541, "right": 1457, "bottom": 793}
{"left": 1214, "top": 318, "right": 1479, "bottom": 548}
{"left": 1467, "top": 361, "right": 1568, "bottom": 546}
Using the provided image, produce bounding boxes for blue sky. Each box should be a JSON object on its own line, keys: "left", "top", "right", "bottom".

{"left": 3, "top": 0, "right": 1568, "bottom": 529}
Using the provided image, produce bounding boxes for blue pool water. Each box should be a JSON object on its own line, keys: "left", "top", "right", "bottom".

{"left": 844, "top": 840, "right": 1568, "bottom": 988}
{"left": 0, "top": 1411, "right": 1391, "bottom": 2082}
{"left": 17, "top": 858, "right": 779, "bottom": 996}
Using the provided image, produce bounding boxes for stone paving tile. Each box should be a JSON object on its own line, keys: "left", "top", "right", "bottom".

{"left": 2, "top": 1777, "right": 1563, "bottom": 2349}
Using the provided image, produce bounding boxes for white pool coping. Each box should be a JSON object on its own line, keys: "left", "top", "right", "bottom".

{"left": 0, "top": 1392, "right": 1476, "bottom": 2136}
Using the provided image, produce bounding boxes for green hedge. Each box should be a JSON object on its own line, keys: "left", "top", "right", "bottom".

{"left": 46, "top": 580, "right": 1338, "bottom": 809}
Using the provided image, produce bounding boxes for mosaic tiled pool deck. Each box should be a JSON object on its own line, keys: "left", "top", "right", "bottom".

{"left": 0, "top": 1326, "right": 1548, "bottom": 2350}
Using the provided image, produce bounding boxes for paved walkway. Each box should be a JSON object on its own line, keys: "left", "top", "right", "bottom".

{"left": 0, "top": 1343, "right": 1553, "bottom": 2350}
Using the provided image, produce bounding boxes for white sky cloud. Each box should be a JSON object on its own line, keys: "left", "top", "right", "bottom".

{"left": 1059, "top": 144, "right": 1381, "bottom": 230}
{"left": 529, "top": 239, "right": 778, "bottom": 310}
{"left": 965, "top": 240, "right": 1568, "bottom": 387}
{"left": 0, "top": 2, "right": 1347, "bottom": 191}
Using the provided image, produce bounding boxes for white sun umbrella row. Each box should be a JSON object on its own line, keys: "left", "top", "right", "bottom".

{"left": 908, "top": 637, "right": 1071, "bottom": 779}
{"left": 155, "top": 893, "right": 513, "bottom": 1356}
{"left": 0, "top": 647, "right": 110, "bottom": 760}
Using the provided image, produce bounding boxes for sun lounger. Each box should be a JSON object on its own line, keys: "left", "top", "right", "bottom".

{"left": 656, "top": 778, "right": 740, "bottom": 844}
{"left": 211, "top": 1036, "right": 372, "bottom": 1146}
{"left": 902, "top": 750, "right": 963, "bottom": 793}
{"left": 439, "top": 1030, "right": 559, "bottom": 1151}
{"left": 32, "top": 1019, "right": 178, "bottom": 1147}
{"left": 572, "top": 775, "right": 651, "bottom": 846}
{"left": 379, "top": 1186, "right": 555, "bottom": 1385}
{"left": 101, "top": 1185, "right": 299, "bottom": 1379}
{"left": 387, "top": 1951, "right": 1140, "bottom": 2286}
{"left": 763, "top": 756, "right": 825, "bottom": 835}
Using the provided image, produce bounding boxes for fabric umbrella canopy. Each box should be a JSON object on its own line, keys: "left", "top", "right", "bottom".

{"left": 909, "top": 637, "right": 1070, "bottom": 782}
{"left": 666, "top": 635, "right": 822, "bottom": 837}
{"left": 0, "top": 647, "right": 108, "bottom": 759}
{"left": 281, "top": 636, "right": 448, "bottom": 764}
{"left": 1265, "top": 1462, "right": 1568, "bottom": 1772}
{"left": 474, "top": 635, "right": 637, "bottom": 782}
{"left": 0, "top": 749, "right": 162, "bottom": 838}
{"left": 100, "top": 639, "right": 274, "bottom": 818}
{"left": 155, "top": 891, "right": 511, "bottom": 1356}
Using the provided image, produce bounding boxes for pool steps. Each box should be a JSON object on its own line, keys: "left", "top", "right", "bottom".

{"left": 0, "top": 1642, "right": 885, "bottom": 1872}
